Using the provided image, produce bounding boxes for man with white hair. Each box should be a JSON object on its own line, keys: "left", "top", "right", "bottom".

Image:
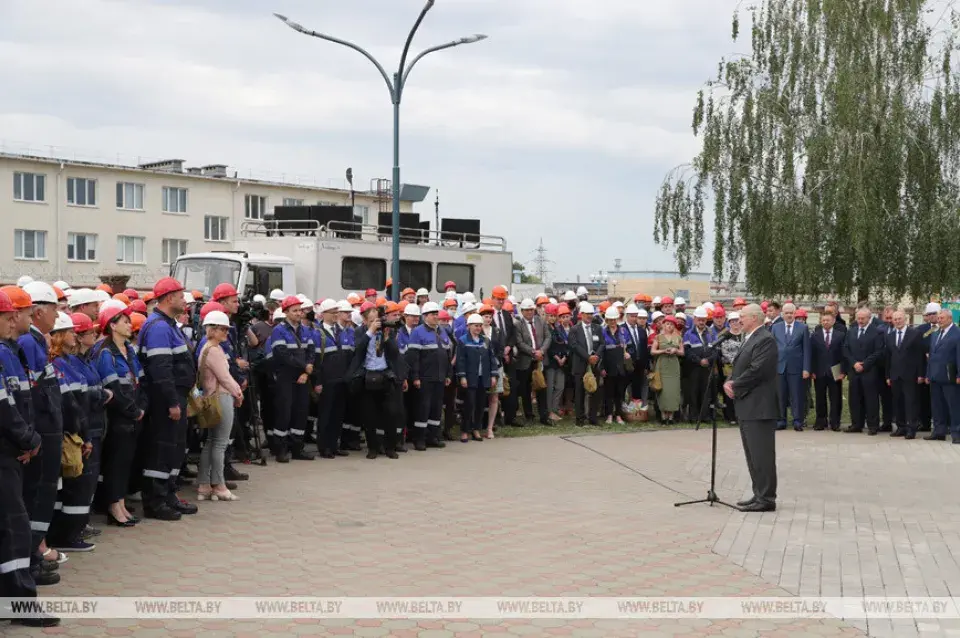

{"left": 842, "top": 307, "right": 885, "bottom": 435}
{"left": 925, "top": 308, "right": 960, "bottom": 442}
{"left": 770, "top": 302, "right": 811, "bottom": 431}
{"left": 723, "top": 304, "right": 779, "bottom": 512}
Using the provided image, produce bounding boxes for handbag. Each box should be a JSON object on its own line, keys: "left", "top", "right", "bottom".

{"left": 501, "top": 370, "right": 511, "bottom": 397}
{"left": 61, "top": 433, "right": 84, "bottom": 478}
{"left": 187, "top": 344, "right": 223, "bottom": 429}
{"left": 648, "top": 368, "right": 663, "bottom": 392}
{"left": 531, "top": 363, "right": 547, "bottom": 392}
{"left": 583, "top": 367, "right": 598, "bottom": 394}
{"left": 364, "top": 369, "right": 386, "bottom": 391}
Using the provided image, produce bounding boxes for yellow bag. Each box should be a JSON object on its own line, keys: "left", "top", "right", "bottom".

{"left": 648, "top": 368, "right": 663, "bottom": 392}
{"left": 61, "top": 433, "right": 84, "bottom": 479}
{"left": 502, "top": 371, "right": 511, "bottom": 397}
{"left": 532, "top": 363, "right": 547, "bottom": 392}
{"left": 187, "top": 344, "right": 223, "bottom": 429}
{"left": 583, "top": 368, "right": 598, "bottom": 394}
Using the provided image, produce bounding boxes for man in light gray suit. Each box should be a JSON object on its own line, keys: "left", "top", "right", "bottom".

{"left": 514, "top": 298, "right": 552, "bottom": 425}
{"left": 723, "top": 303, "right": 780, "bottom": 512}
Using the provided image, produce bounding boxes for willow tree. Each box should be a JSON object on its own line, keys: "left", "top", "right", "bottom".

{"left": 654, "top": 0, "right": 960, "bottom": 300}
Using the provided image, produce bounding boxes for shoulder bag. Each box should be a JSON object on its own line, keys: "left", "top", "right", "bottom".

{"left": 187, "top": 343, "right": 223, "bottom": 429}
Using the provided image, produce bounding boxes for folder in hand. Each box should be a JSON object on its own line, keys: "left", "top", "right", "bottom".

{"left": 831, "top": 364, "right": 843, "bottom": 381}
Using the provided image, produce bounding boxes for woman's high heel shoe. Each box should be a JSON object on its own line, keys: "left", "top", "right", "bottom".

{"left": 211, "top": 490, "right": 238, "bottom": 502}
{"left": 107, "top": 513, "right": 136, "bottom": 528}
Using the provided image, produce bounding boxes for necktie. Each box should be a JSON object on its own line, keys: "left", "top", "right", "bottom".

{"left": 530, "top": 320, "right": 537, "bottom": 346}
{"left": 585, "top": 326, "right": 592, "bottom": 355}
{"left": 787, "top": 324, "right": 792, "bottom": 339}
{"left": 498, "top": 311, "right": 504, "bottom": 333}
{"left": 825, "top": 331, "right": 831, "bottom": 348}
{"left": 632, "top": 327, "right": 638, "bottom": 347}
{"left": 859, "top": 328, "right": 864, "bottom": 340}
{"left": 897, "top": 330, "right": 903, "bottom": 348}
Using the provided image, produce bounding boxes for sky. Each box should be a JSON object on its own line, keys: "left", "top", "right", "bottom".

{"left": 0, "top": 0, "right": 742, "bottom": 281}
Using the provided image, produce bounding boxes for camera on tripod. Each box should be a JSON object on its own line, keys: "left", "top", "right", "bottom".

{"left": 376, "top": 305, "right": 401, "bottom": 330}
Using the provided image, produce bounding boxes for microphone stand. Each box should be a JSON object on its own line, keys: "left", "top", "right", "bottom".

{"left": 674, "top": 342, "right": 737, "bottom": 510}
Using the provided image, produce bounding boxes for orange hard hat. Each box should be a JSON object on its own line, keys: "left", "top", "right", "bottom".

{"left": 478, "top": 304, "right": 494, "bottom": 315}
{"left": 557, "top": 305, "right": 572, "bottom": 316}
{"left": 385, "top": 301, "right": 401, "bottom": 314}
{"left": 143, "top": 292, "right": 155, "bottom": 303}
{"left": 96, "top": 283, "right": 113, "bottom": 295}
{"left": 536, "top": 296, "right": 550, "bottom": 306}
{"left": 443, "top": 298, "right": 458, "bottom": 308}
{"left": 385, "top": 277, "right": 393, "bottom": 287}
{"left": 598, "top": 301, "right": 611, "bottom": 313}
{"left": 483, "top": 297, "right": 493, "bottom": 306}
{"left": 191, "top": 290, "right": 204, "bottom": 301}
{"left": 112, "top": 293, "right": 131, "bottom": 306}
{"left": 492, "top": 285, "right": 508, "bottom": 300}
{"left": 401, "top": 287, "right": 415, "bottom": 298}
{"left": 52, "top": 286, "right": 67, "bottom": 301}
{"left": 347, "top": 293, "right": 361, "bottom": 305}
{"left": 503, "top": 300, "right": 514, "bottom": 312}
{"left": 130, "top": 312, "right": 146, "bottom": 333}
{"left": 376, "top": 297, "right": 387, "bottom": 308}
{"left": 0, "top": 286, "right": 32, "bottom": 309}
{"left": 398, "top": 300, "right": 409, "bottom": 312}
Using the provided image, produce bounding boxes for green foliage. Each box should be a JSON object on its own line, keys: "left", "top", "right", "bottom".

{"left": 512, "top": 261, "right": 542, "bottom": 284}
{"left": 654, "top": 0, "right": 960, "bottom": 300}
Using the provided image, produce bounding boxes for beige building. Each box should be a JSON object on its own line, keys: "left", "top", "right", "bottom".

{"left": 0, "top": 152, "right": 421, "bottom": 289}
{"left": 605, "top": 271, "right": 714, "bottom": 305}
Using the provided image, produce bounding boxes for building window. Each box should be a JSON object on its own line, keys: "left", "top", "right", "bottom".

{"left": 399, "top": 260, "right": 431, "bottom": 292}
{"left": 13, "top": 172, "right": 46, "bottom": 203}
{"left": 162, "top": 239, "right": 188, "bottom": 264}
{"left": 116, "top": 182, "right": 145, "bottom": 210}
{"left": 245, "top": 194, "right": 267, "bottom": 220}
{"left": 341, "top": 257, "right": 386, "bottom": 291}
{"left": 14, "top": 230, "right": 47, "bottom": 260}
{"left": 436, "top": 263, "right": 474, "bottom": 293}
{"left": 116, "top": 235, "right": 146, "bottom": 264}
{"left": 353, "top": 205, "right": 370, "bottom": 225}
{"left": 66, "top": 177, "right": 97, "bottom": 207}
{"left": 67, "top": 233, "right": 97, "bottom": 261}
{"left": 204, "top": 216, "right": 229, "bottom": 241}
{"left": 318, "top": 200, "right": 338, "bottom": 206}
{"left": 282, "top": 197, "right": 304, "bottom": 206}
{"left": 162, "top": 186, "right": 188, "bottom": 213}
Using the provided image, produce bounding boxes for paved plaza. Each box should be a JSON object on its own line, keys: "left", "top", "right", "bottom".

{"left": 8, "top": 426, "right": 960, "bottom": 637}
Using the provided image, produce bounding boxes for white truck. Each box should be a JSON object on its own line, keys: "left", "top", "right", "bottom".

{"left": 171, "top": 218, "right": 513, "bottom": 302}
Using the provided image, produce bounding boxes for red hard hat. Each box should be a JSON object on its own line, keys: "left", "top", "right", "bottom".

{"left": 200, "top": 301, "right": 226, "bottom": 319}
{"left": 99, "top": 304, "right": 132, "bottom": 333}
{"left": 365, "top": 289, "right": 377, "bottom": 297}
{"left": 360, "top": 301, "right": 375, "bottom": 313}
{"left": 438, "top": 310, "right": 451, "bottom": 321}
{"left": 444, "top": 281, "right": 456, "bottom": 290}
{"left": 713, "top": 307, "right": 726, "bottom": 319}
{"left": 796, "top": 308, "right": 808, "bottom": 318}
{"left": 70, "top": 312, "right": 95, "bottom": 334}
{"left": 733, "top": 297, "right": 746, "bottom": 307}
{"left": 660, "top": 296, "right": 674, "bottom": 305}
{"left": 153, "top": 277, "right": 184, "bottom": 299}
{"left": 129, "top": 299, "right": 148, "bottom": 314}
{"left": 544, "top": 303, "right": 559, "bottom": 316}
{"left": 281, "top": 295, "right": 301, "bottom": 310}
{"left": 212, "top": 283, "right": 239, "bottom": 302}
{"left": 0, "top": 290, "right": 15, "bottom": 313}
{"left": 761, "top": 301, "right": 769, "bottom": 311}
{"left": 123, "top": 288, "right": 139, "bottom": 300}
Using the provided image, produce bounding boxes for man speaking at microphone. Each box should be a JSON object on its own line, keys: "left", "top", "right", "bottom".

{"left": 723, "top": 303, "right": 779, "bottom": 512}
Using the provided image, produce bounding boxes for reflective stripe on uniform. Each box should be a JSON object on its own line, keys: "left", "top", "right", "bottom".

{"left": 289, "top": 428, "right": 305, "bottom": 436}
{"left": 62, "top": 505, "right": 90, "bottom": 515}
{"left": 172, "top": 345, "right": 189, "bottom": 354}
{"left": 144, "top": 347, "right": 173, "bottom": 357}
{"left": 414, "top": 421, "right": 428, "bottom": 428}
{"left": 427, "top": 420, "right": 441, "bottom": 426}
{"left": 30, "top": 521, "right": 50, "bottom": 532}
{"left": 101, "top": 373, "right": 120, "bottom": 384}
{"left": 0, "top": 557, "right": 31, "bottom": 574}
{"left": 170, "top": 467, "right": 180, "bottom": 477}
{"left": 421, "top": 343, "right": 439, "bottom": 350}
{"left": 143, "top": 469, "right": 170, "bottom": 479}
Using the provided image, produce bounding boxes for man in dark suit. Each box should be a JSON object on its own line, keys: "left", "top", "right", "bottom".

{"left": 842, "top": 308, "right": 885, "bottom": 435}
{"left": 919, "top": 303, "right": 941, "bottom": 432}
{"left": 623, "top": 305, "right": 650, "bottom": 403}
{"left": 513, "top": 299, "right": 552, "bottom": 425}
{"left": 885, "top": 310, "right": 925, "bottom": 439}
{"left": 925, "top": 309, "right": 960, "bottom": 443}
{"left": 770, "top": 303, "right": 811, "bottom": 431}
{"left": 491, "top": 288, "right": 518, "bottom": 425}
{"left": 875, "top": 306, "right": 895, "bottom": 432}
{"left": 568, "top": 302, "right": 604, "bottom": 426}
{"left": 723, "top": 304, "right": 779, "bottom": 513}
{"left": 810, "top": 309, "right": 846, "bottom": 431}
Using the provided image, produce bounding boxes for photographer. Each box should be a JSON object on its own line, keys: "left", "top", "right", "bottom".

{"left": 346, "top": 304, "right": 406, "bottom": 460}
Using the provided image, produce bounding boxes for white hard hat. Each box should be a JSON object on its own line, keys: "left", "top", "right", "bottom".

{"left": 296, "top": 294, "right": 312, "bottom": 310}
{"left": 416, "top": 288, "right": 429, "bottom": 297}
{"left": 549, "top": 297, "right": 557, "bottom": 304}
{"left": 925, "top": 302, "right": 942, "bottom": 315}
{"left": 421, "top": 301, "right": 440, "bottom": 314}
{"left": 93, "top": 289, "right": 111, "bottom": 303}
{"left": 67, "top": 288, "right": 98, "bottom": 307}
{"left": 613, "top": 301, "right": 624, "bottom": 308}
{"left": 53, "top": 280, "right": 70, "bottom": 291}
{"left": 653, "top": 296, "right": 662, "bottom": 304}
{"left": 273, "top": 308, "right": 284, "bottom": 321}
{"left": 100, "top": 299, "right": 128, "bottom": 314}
{"left": 445, "top": 290, "right": 458, "bottom": 300}
{"left": 703, "top": 301, "right": 715, "bottom": 311}
{"left": 675, "top": 297, "right": 686, "bottom": 306}
{"left": 16, "top": 275, "right": 34, "bottom": 288}
{"left": 519, "top": 298, "right": 536, "bottom": 311}
{"left": 404, "top": 303, "right": 421, "bottom": 317}
{"left": 625, "top": 304, "right": 640, "bottom": 315}
{"left": 508, "top": 295, "right": 517, "bottom": 304}
{"left": 604, "top": 306, "right": 620, "bottom": 320}
{"left": 579, "top": 301, "right": 595, "bottom": 315}
{"left": 563, "top": 291, "right": 577, "bottom": 301}
{"left": 252, "top": 294, "right": 267, "bottom": 304}
{"left": 52, "top": 311, "right": 74, "bottom": 332}
{"left": 676, "top": 312, "right": 687, "bottom": 320}
{"left": 728, "top": 312, "right": 741, "bottom": 321}
{"left": 462, "top": 292, "right": 477, "bottom": 304}
{"left": 183, "top": 291, "right": 196, "bottom": 305}
{"left": 465, "top": 314, "right": 482, "bottom": 326}
{"left": 202, "top": 310, "right": 230, "bottom": 327}
{"left": 576, "top": 286, "right": 588, "bottom": 297}
{"left": 318, "top": 299, "right": 339, "bottom": 314}
{"left": 23, "top": 281, "right": 57, "bottom": 305}
{"left": 460, "top": 301, "right": 477, "bottom": 314}
{"left": 337, "top": 300, "right": 352, "bottom": 312}
{"left": 351, "top": 310, "right": 363, "bottom": 326}
{"left": 637, "top": 309, "right": 648, "bottom": 318}
{"left": 693, "top": 306, "right": 708, "bottom": 318}
{"left": 269, "top": 288, "right": 285, "bottom": 301}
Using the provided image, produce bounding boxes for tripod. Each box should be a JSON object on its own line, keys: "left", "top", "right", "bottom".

{"left": 674, "top": 349, "right": 737, "bottom": 510}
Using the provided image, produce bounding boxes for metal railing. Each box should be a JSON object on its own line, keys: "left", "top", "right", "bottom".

{"left": 240, "top": 219, "right": 506, "bottom": 251}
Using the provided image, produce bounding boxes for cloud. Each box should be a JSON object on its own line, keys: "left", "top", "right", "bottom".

{"left": 0, "top": 0, "right": 742, "bottom": 280}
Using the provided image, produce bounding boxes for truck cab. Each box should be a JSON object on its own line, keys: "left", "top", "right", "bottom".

{"left": 171, "top": 251, "right": 296, "bottom": 300}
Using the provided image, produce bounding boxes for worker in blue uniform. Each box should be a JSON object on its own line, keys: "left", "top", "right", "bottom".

{"left": 409, "top": 302, "right": 451, "bottom": 451}
{"left": 314, "top": 299, "right": 350, "bottom": 459}
{"left": 397, "top": 304, "right": 421, "bottom": 452}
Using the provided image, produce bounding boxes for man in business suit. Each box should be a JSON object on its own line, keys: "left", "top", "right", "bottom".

{"left": 723, "top": 304, "right": 779, "bottom": 513}
{"left": 843, "top": 308, "right": 885, "bottom": 435}
{"left": 490, "top": 286, "right": 518, "bottom": 425}
{"left": 569, "top": 302, "right": 604, "bottom": 426}
{"left": 885, "top": 310, "right": 925, "bottom": 439}
{"left": 623, "top": 305, "right": 650, "bottom": 404}
{"left": 810, "top": 309, "right": 846, "bottom": 431}
{"left": 919, "top": 302, "right": 941, "bottom": 432}
{"left": 925, "top": 309, "right": 960, "bottom": 443}
{"left": 874, "top": 306, "right": 896, "bottom": 432}
{"left": 770, "top": 303, "right": 811, "bottom": 431}
{"left": 513, "top": 298, "right": 552, "bottom": 425}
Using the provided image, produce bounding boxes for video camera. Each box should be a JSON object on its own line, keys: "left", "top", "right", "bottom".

{"left": 376, "top": 304, "right": 402, "bottom": 330}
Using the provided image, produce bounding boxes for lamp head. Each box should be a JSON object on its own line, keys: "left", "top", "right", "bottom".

{"left": 461, "top": 34, "right": 488, "bottom": 44}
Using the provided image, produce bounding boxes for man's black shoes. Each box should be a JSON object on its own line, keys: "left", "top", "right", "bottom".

{"left": 739, "top": 501, "right": 776, "bottom": 513}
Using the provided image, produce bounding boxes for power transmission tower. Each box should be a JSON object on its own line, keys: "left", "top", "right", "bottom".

{"left": 528, "top": 238, "right": 555, "bottom": 285}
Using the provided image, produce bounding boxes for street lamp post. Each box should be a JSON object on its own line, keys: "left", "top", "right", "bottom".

{"left": 274, "top": 4, "right": 487, "bottom": 301}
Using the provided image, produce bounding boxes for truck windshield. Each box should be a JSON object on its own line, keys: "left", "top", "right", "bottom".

{"left": 173, "top": 258, "right": 241, "bottom": 298}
